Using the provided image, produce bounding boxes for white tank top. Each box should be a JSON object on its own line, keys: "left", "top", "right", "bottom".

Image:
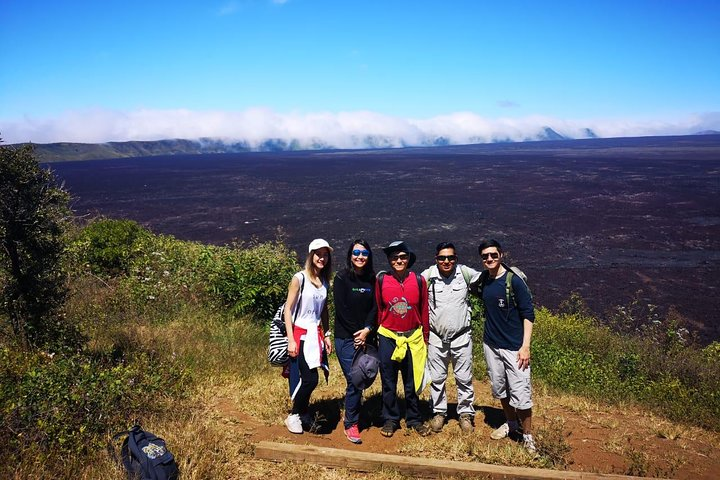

{"left": 291, "top": 271, "right": 328, "bottom": 331}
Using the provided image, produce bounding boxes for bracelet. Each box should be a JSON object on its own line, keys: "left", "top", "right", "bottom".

{"left": 324, "top": 331, "right": 332, "bottom": 338}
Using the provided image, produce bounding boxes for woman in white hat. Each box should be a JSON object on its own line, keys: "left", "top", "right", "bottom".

{"left": 283, "top": 238, "right": 334, "bottom": 434}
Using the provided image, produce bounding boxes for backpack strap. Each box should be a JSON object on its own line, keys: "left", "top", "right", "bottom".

{"left": 428, "top": 266, "right": 470, "bottom": 309}
{"left": 414, "top": 272, "right": 423, "bottom": 309}
{"left": 459, "top": 265, "right": 471, "bottom": 286}
{"left": 471, "top": 266, "right": 518, "bottom": 307}
{"left": 107, "top": 429, "right": 132, "bottom": 467}
{"left": 425, "top": 267, "right": 438, "bottom": 309}
{"left": 471, "top": 269, "right": 489, "bottom": 297}
{"left": 292, "top": 272, "right": 305, "bottom": 324}
{"left": 502, "top": 264, "right": 531, "bottom": 308}
{"left": 375, "top": 272, "right": 387, "bottom": 317}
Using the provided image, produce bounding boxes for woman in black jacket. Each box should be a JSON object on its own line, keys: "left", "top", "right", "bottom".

{"left": 333, "top": 239, "right": 377, "bottom": 444}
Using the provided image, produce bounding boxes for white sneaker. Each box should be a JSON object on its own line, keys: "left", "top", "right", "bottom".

{"left": 284, "top": 413, "right": 303, "bottom": 434}
{"left": 490, "top": 422, "right": 510, "bottom": 440}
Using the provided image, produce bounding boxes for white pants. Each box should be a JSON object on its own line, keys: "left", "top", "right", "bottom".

{"left": 427, "top": 339, "right": 475, "bottom": 416}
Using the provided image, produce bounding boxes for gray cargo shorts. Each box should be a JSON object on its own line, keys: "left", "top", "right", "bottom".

{"left": 483, "top": 342, "right": 533, "bottom": 410}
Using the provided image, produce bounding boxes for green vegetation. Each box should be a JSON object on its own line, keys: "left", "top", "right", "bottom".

{"left": 1, "top": 143, "right": 719, "bottom": 477}
{"left": 1, "top": 215, "right": 299, "bottom": 476}
{"left": 0, "top": 143, "right": 79, "bottom": 352}
{"left": 531, "top": 301, "right": 720, "bottom": 429}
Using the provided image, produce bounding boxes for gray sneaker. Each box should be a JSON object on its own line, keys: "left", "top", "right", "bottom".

{"left": 458, "top": 414, "right": 474, "bottom": 433}
{"left": 429, "top": 414, "right": 445, "bottom": 433}
{"left": 490, "top": 422, "right": 510, "bottom": 440}
{"left": 523, "top": 434, "right": 537, "bottom": 454}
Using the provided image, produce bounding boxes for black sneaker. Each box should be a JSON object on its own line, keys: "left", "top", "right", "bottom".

{"left": 410, "top": 422, "right": 431, "bottom": 436}
{"left": 381, "top": 420, "right": 397, "bottom": 437}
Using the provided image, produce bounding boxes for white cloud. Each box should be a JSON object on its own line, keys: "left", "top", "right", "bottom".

{"left": 2, "top": 108, "right": 719, "bottom": 146}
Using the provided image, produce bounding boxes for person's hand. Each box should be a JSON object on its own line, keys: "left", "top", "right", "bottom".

{"left": 353, "top": 328, "right": 370, "bottom": 348}
{"left": 517, "top": 345, "right": 531, "bottom": 370}
{"left": 324, "top": 336, "right": 333, "bottom": 355}
{"left": 288, "top": 339, "right": 299, "bottom": 358}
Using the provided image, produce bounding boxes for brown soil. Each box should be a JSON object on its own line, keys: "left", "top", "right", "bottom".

{"left": 211, "top": 378, "right": 720, "bottom": 479}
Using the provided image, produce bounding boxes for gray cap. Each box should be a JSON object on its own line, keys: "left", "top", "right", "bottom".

{"left": 350, "top": 344, "right": 380, "bottom": 390}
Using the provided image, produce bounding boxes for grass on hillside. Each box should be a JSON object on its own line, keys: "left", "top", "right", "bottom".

{"left": 2, "top": 221, "right": 720, "bottom": 478}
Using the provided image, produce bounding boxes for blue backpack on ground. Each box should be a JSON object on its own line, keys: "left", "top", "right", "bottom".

{"left": 109, "top": 425, "right": 180, "bottom": 480}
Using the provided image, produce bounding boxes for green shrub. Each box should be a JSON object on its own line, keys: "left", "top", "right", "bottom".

{"left": 200, "top": 240, "right": 299, "bottom": 323}
{"left": 72, "top": 221, "right": 300, "bottom": 326}
{"left": 703, "top": 341, "right": 720, "bottom": 361}
{"left": 531, "top": 306, "right": 720, "bottom": 430}
{"left": 70, "top": 218, "right": 150, "bottom": 277}
{"left": 0, "top": 346, "right": 187, "bottom": 461}
{"left": 121, "top": 233, "right": 209, "bottom": 319}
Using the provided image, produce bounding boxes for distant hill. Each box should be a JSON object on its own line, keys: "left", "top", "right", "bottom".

{"left": 15, "top": 130, "right": 720, "bottom": 163}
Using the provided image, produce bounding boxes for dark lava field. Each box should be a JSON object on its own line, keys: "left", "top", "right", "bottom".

{"left": 48, "top": 135, "right": 720, "bottom": 342}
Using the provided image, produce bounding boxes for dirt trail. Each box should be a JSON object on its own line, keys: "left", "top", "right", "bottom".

{"left": 210, "top": 378, "right": 720, "bottom": 479}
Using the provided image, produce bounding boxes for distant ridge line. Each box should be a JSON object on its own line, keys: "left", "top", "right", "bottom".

{"left": 13, "top": 132, "right": 720, "bottom": 163}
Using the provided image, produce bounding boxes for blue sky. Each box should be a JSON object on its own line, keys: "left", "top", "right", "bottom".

{"left": 2, "top": 0, "right": 719, "bottom": 145}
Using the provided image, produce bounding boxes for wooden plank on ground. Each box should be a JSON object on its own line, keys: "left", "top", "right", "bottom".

{"left": 255, "top": 441, "right": 658, "bottom": 479}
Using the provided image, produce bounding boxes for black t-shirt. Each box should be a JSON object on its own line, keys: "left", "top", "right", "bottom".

{"left": 333, "top": 269, "right": 377, "bottom": 340}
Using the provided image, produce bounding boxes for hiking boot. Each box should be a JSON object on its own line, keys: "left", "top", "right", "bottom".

{"left": 284, "top": 413, "right": 303, "bottom": 434}
{"left": 429, "top": 414, "right": 445, "bottom": 433}
{"left": 523, "top": 434, "right": 537, "bottom": 454}
{"left": 490, "top": 422, "right": 510, "bottom": 440}
{"left": 458, "top": 413, "right": 475, "bottom": 433}
{"left": 410, "top": 422, "right": 431, "bottom": 437}
{"left": 344, "top": 424, "right": 362, "bottom": 444}
{"left": 381, "top": 420, "right": 397, "bottom": 438}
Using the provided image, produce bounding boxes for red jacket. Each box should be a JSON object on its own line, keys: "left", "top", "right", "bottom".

{"left": 376, "top": 272, "right": 429, "bottom": 343}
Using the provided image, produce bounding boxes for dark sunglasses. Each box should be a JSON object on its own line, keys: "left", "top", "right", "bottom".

{"left": 481, "top": 252, "right": 500, "bottom": 260}
{"left": 436, "top": 255, "right": 457, "bottom": 262}
{"left": 352, "top": 249, "right": 370, "bottom": 257}
{"left": 390, "top": 253, "right": 409, "bottom": 262}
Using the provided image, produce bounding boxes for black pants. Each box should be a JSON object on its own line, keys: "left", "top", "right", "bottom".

{"left": 290, "top": 340, "right": 319, "bottom": 415}
{"left": 378, "top": 334, "right": 422, "bottom": 427}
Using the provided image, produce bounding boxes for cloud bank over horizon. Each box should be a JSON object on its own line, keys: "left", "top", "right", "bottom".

{"left": 3, "top": 108, "right": 719, "bottom": 148}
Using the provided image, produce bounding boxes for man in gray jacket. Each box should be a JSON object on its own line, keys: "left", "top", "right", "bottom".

{"left": 421, "top": 242, "right": 481, "bottom": 433}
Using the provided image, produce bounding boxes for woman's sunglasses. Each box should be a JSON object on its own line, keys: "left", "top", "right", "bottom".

{"left": 352, "top": 249, "right": 370, "bottom": 257}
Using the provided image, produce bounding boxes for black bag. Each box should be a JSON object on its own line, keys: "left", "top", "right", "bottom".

{"left": 109, "top": 425, "right": 180, "bottom": 480}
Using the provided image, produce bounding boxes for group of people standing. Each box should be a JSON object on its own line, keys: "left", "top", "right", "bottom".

{"left": 280, "top": 237, "right": 537, "bottom": 453}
